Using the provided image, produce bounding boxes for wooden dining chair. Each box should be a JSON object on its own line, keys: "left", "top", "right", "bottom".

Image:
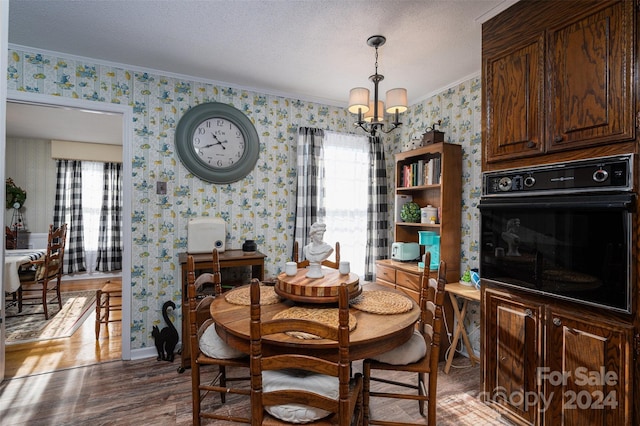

{"left": 17, "top": 223, "right": 68, "bottom": 319}
{"left": 293, "top": 240, "right": 341, "bottom": 269}
{"left": 363, "top": 258, "right": 447, "bottom": 425}
{"left": 249, "top": 278, "right": 363, "bottom": 425}
{"left": 187, "top": 250, "right": 250, "bottom": 425}
{"left": 5, "top": 226, "right": 17, "bottom": 249}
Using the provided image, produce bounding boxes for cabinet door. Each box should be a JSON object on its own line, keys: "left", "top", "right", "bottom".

{"left": 547, "top": 0, "right": 635, "bottom": 151}
{"left": 545, "top": 309, "right": 632, "bottom": 425}
{"left": 484, "top": 36, "right": 545, "bottom": 163}
{"left": 484, "top": 290, "right": 542, "bottom": 425}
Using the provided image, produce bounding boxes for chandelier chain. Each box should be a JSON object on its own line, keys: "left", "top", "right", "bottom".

{"left": 375, "top": 46, "right": 379, "bottom": 75}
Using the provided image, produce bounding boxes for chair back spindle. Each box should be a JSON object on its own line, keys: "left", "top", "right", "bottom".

{"left": 249, "top": 278, "right": 362, "bottom": 425}
{"left": 292, "top": 240, "right": 341, "bottom": 269}
{"left": 17, "top": 223, "right": 68, "bottom": 319}
{"left": 363, "top": 255, "right": 448, "bottom": 425}
{"left": 187, "top": 249, "right": 250, "bottom": 425}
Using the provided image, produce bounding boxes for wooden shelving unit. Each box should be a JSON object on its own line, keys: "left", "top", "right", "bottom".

{"left": 393, "top": 143, "right": 462, "bottom": 284}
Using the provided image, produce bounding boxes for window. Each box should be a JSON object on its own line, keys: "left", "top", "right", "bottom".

{"left": 81, "top": 161, "right": 104, "bottom": 271}
{"left": 56, "top": 160, "right": 121, "bottom": 274}
{"left": 322, "top": 132, "right": 368, "bottom": 278}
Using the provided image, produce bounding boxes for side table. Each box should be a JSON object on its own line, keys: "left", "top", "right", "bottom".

{"left": 444, "top": 281, "right": 481, "bottom": 374}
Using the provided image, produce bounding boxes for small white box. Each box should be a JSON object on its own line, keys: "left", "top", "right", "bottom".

{"left": 187, "top": 217, "right": 226, "bottom": 253}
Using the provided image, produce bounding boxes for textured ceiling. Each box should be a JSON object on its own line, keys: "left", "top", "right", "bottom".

{"left": 8, "top": 0, "right": 518, "bottom": 107}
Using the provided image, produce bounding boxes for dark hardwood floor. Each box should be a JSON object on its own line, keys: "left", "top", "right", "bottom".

{"left": 2, "top": 277, "right": 510, "bottom": 425}
{"left": 1, "top": 354, "right": 510, "bottom": 425}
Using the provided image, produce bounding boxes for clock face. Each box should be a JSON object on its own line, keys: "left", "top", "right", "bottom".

{"left": 192, "top": 118, "right": 246, "bottom": 169}
{"left": 175, "top": 102, "right": 260, "bottom": 184}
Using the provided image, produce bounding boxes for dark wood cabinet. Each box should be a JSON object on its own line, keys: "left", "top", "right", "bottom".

{"left": 545, "top": 308, "right": 633, "bottom": 425}
{"left": 481, "top": 1, "right": 638, "bottom": 424}
{"left": 484, "top": 35, "right": 545, "bottom": 163}
{"left": 547, "top": 0, "right": 635, "bottom": 152}
{"left": 482, "top": 0, "right": 636, "bottom": 169}
{"left": 483, "top": 288, "right": 542, "bottom": 426}
{"left": 483, "top": 286, "right": 633, "bottom": 425}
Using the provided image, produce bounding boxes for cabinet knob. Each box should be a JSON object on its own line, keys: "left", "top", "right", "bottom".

{"left": 526, "top": 140, "right": 536, "bottom": 148}
{"left": 524, "top": 309, "right": 533, "bottom": 318}
{"left": 554, "top": 135, "right": 564, "bottom": 143}
{"left": 553, "top": 317, "right": 562, "bottom": 326}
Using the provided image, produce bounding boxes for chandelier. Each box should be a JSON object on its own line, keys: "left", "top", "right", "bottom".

{"left": 348, "top": 35, "right": 407, "bottom": 137}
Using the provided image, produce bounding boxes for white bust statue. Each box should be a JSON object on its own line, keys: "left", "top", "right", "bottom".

{"left": 303, "top": 222, "right": 333, "bottom": 277}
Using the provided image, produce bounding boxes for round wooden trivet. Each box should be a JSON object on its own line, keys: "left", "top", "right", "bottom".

{"left": 272, "top": 306, "right": 357, "bottom": 340}
{"left": 350, "top": 290, "right": 413, "bottom": 314}
{"left": 224, "top": 285, "right": 282, "bottom": 306}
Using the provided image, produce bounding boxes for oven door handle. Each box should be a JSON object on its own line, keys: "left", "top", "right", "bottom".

{"left": 478, "top": 193, "right": 636, "bottom": 211}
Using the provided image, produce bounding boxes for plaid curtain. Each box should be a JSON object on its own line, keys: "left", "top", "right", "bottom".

{"left": 364, "top": 135, "right": 389, "bottom": 281}
{"left": 96, "top": 162, "right": 123, "bottom": 271}
{"left": 293, "top": 127, "right": 325, "bottom": 258}
{"left": 54, "top": 159, "right": 87, "bottom": 273}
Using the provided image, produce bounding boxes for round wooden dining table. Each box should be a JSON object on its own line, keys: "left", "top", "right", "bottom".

{"left": 210, "top": 282, "right": 420, "bottom": 361}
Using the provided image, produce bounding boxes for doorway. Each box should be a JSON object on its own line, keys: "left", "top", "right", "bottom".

{"left": 2, "top": 92, "right": 133, "bottom": 379}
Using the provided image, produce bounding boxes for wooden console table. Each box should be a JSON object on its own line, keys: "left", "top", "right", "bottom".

{"left": 177, "top": 249, "right": 266, "bottom": 372}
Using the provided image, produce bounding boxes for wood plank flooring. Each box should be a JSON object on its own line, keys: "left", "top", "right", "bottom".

{"left": 1, "top": 355, "right": 509, "bottom": 425}
{"left": 4, "top": 278, "right": 122, "bottom": 378}
{"left": 2, "top": 278, "right": 511, "bottom": 425}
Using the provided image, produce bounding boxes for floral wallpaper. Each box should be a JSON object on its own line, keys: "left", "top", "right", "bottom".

{"left": 390, "top": 80, "right": 483, "bottom": 356}
{"left": 6, "top": 47, "right": 480, "bottom": 355}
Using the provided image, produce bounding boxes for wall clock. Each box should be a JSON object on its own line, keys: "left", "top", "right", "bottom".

{"left": 175, "top": 102, "right": 260, "bottom": 184}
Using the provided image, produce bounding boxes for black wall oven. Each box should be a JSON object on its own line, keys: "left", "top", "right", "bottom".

{"left": 479, "top": 155, "right": 635, "bottom": 314}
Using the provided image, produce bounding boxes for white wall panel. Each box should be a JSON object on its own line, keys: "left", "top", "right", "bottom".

{"left": 5, "top": 137, "right": 56, "bottom": 233}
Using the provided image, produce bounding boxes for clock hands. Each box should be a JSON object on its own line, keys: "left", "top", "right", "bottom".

{"left": 195, "top": 133, "right": 229, "bottom": 156}
{"left": 199, "top": 142, "right": 225, "bottom": 149}
{"left": 210, "top": 133, "right": 227, "bottom": 150}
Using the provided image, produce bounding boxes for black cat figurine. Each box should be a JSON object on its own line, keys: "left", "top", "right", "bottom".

{"left": 152, "top": 300, "right": 179, "bottom": 362}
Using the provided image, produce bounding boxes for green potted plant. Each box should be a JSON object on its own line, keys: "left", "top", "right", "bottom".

{"left": 6, "top": 177, "right": 27, "bottom": 210}
{"left": 400, "top": 201, "right": 421, "bottom": 223}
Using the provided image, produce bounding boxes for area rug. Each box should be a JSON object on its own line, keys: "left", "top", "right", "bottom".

{"left": 4, "top": 290, "right": 96, "bottom": 344}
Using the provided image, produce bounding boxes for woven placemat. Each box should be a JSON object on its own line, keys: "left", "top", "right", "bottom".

{"left": 224, "top": 285, "right": 282, "bottom": 306}
{"left": 272, "top": 306, "right": 357, "bottom": 340}
{"left": 350, "top": 290, "right": 413, "bottom": 314}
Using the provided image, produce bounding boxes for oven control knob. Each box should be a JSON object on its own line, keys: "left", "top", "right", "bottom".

{"left": 593, "top": 169, "right": 608, "bottom": 183}
{"left": 523, "top": 176, "right": 536, "bottom": 187}
{"left": 498, "top": 177, "right": 512, "bottom": 191}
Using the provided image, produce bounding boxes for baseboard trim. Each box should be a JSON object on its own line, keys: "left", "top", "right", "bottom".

{"left": 130, "top": 346, "right": 158, "bottom": 361}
